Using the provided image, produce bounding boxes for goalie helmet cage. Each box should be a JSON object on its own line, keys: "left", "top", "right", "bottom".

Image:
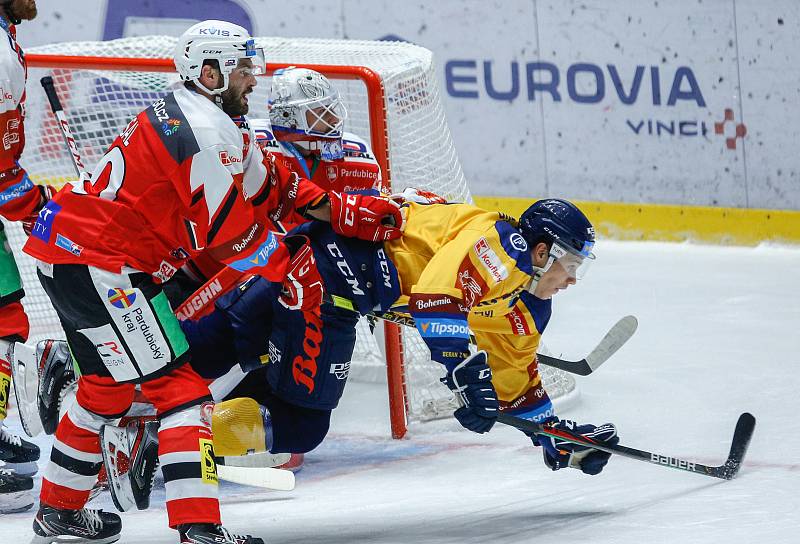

{"left": 10, "top": 35, "right": 577, "bottom": 439}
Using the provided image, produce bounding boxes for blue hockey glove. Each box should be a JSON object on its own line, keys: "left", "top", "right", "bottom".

{"left": 531, "top": 419, "right": 619, "bottom": 475}
{"left": 441, "top": 351, "right": 498, "bottom": 434}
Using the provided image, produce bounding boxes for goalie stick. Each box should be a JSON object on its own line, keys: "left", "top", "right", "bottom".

{"left": 496, "top": 411, "right": 756, "bottom": 480}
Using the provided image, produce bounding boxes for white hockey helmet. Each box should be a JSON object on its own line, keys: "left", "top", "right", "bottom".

{"left": 173, "top": 20, "right": 265, "bottom": 95}
{"left": 268, "top": 67, "right": 347, "bottom": 158}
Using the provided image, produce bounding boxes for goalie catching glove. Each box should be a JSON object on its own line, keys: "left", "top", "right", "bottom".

{"left": 528, "top": 418, "right": 619, "bottom": 475}
{"left": 328, "top": 191, "right": 403, "bottom": 242}
{"left": 442, "top": 351, "right": 499, "bottom": 434}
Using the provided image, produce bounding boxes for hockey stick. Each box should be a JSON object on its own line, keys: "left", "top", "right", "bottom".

{"left": 216, "top": 463, "right": 296, "bottom": 491}
{"left": 496, "top": 411, "right": 756, "bottom": 480}
{"left": 326, "top": 293, "right": 636, "bottom": 376}
{"left": 41, "top": 76, "right": 88, "bottom": 177}
{"left": 9, "top": 78, "right": 92, "bottom": 438}
{"left": 216, "top": 454, "right": 295, "bottom": 491}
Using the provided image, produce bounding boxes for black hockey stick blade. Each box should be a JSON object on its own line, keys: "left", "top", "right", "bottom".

{"left": 497, "top": 411, "right": 755, "bottom": 480}
{"left": 536, "top": 315, "right": 638, "bottom": 376}
{"left": 707, "top": 412, "right": 756, "bottom": 480}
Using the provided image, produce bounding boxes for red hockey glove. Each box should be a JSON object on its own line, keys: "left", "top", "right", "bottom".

{"left": 279, "top": 235, "right": 324, "bottom": 311}
{"left": 21, "top": 185, "right": 57, "bottom": 236}
{"left": 328, "top": 192, "right": 403, "bottom": 242}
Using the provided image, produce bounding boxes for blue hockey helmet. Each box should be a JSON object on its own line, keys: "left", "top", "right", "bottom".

{"left": 518, "top": 199, "right": 595, "bottom": 279}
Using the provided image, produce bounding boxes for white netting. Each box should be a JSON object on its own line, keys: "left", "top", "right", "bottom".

{"left": 7, "top": 35, "right": 574, "bottom": 432}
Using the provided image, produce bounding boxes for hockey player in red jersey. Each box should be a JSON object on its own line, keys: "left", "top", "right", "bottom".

{"left": 22, "top": 18, "right": 402, "bottom": 544}
{"left": 0, "top": 0, "right": 44, "bottom": 514}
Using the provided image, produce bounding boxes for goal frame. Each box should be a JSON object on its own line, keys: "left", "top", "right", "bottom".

{"left": 25, "top": 53, "right": 413, "bottom": 439}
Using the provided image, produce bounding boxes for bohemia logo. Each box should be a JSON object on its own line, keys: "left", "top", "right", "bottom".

{"left": 107, "top": 288, "right": 137, "bottom": 309}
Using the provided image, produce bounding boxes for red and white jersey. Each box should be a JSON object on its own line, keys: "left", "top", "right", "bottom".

{"left": 24, "top": 86, "right": 295, "bottom": 283}
{"left": 0, "top": 16, "right": 39, "bottom": 221}
{"left": 250, "top": 118, "right": 382, "bottom": 194}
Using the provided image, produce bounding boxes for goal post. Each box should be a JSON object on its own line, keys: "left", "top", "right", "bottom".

{"left": 9, "top": 35, "right": 576, "bottom": 439}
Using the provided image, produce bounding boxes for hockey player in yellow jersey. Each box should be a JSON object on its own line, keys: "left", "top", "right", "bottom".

{"left": 39, "top": 196, "right": 621, "bottom": 512}
{"left": 179, "top": 195, "right": 619, "bottom": 477}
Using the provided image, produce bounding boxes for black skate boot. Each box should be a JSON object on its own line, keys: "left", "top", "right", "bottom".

{"left": 36, "top": 339, "right": 76, "bottom": 435}
{"left": 32, "top": 504, "right": 122, "bottom": 544}
{"left": 0, "top": 466, "right": 34, "bottom": 513}
{"left": 0, "top": 424, "right": 40, "bottom": 474}
{"left": 100, "top": 418, "right": 160, "bottom": 512}
{"left": 178, "top": 523, "right": 265, "bottom": 544}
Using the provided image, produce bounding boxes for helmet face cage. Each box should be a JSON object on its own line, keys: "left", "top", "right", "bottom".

{"left": 174, "top": 21, "right": 265, "bottom": 95}
{"left": 268, "top": 68, "right": 348, "bottom": 141}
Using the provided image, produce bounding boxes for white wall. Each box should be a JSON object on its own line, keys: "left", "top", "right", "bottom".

{"left": 16, "top": 0, "right": 800, "bottom": 209}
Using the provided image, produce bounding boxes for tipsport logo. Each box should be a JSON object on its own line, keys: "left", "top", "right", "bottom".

{"left": 107, "top": 288, "right": 137, "bottom": 309}
{"left": 417, "top": 318, "right": 471, "bottom": 339}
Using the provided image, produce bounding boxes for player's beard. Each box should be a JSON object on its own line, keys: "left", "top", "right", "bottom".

{"left": 221, "top": 86, "right": 250, "bottom": 117}
{"left": 8, "top": 0, "right": 38, "bottom": 21}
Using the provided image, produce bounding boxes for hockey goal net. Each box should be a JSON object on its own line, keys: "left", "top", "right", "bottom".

{"left": 7, "top": 35, "right": 577, "bottom": 438}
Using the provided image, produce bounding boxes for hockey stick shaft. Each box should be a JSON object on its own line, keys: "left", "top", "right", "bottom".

{"left": 216, "top": 464, "right": 295, "bottom": 491}
{"left": 496, "top": 411, "right": 755, "bottom": 480}
{"left": 40, "top": 76, "right": 87, "bottom": 177}
{"left": 325, "top": 293, "right": 634, "bottom": 376}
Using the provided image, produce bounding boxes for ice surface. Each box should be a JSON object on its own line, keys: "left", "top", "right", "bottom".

{"left": 3, "top": 240, "right": 798, "bottom": 543}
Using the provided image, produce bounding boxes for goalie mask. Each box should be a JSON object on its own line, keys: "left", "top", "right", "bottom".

{"left": 518, "top": 198, "right": 596, "bottom": 292}
{"left": 268, "top": 67, "right": 347, "bottom": 160}
{"left": 173, "top": 20, "right": 265, "bottom": 97}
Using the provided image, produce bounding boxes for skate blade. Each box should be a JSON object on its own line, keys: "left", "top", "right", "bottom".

{"left": 0, "top": 490, "right": 34, "bottom": 513}
{"left": 30, "top": 534, "right": 121, "bottom": 544}
{"left": 2, "top": 460, "right": 39, "bottom": 476}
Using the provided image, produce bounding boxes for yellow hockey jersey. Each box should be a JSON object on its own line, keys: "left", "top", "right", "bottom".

{"left": 385, "top": 202, "right": 555, "bottom": 421}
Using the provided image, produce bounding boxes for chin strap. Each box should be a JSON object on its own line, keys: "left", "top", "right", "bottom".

{"left": 526, "top": 255, "right": 556, "bottom": 295}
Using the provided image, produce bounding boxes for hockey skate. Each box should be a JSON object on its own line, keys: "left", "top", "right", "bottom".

{"left": 99, "top": 419, "right": 159, "bottom": 512}
{"left": 178, "top": 523, "right": 265, "bottom": 544}
{"left": 32, "top": 504, "right": 121, "bottom": 544}
{"left": 0, "top": 424, "right": 39, "bottom": 475}
{"left": 36, "top": 340, "right": 76, "bottom": 435}
{"left": 0, "top": 465, "right": 34, "bottom": 513}
{"left": 8, "top": 339, "right": 75, "bottom": 439}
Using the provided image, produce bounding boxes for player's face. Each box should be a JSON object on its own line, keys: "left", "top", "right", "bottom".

{"left": 534, "top": 259, "right": 577, "bottom": 299}
{"left": 305, "top": 105, "right": 342, "bottom": 135}
{"left": 7, "top": 0, "right": 37, "bottom": 20}
{"left": 221, "top": 59, "right": 257, "bottom": 117}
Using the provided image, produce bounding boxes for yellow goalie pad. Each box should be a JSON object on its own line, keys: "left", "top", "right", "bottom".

{"left": 212, "top": 397, "right": 268, "bottom": 457}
